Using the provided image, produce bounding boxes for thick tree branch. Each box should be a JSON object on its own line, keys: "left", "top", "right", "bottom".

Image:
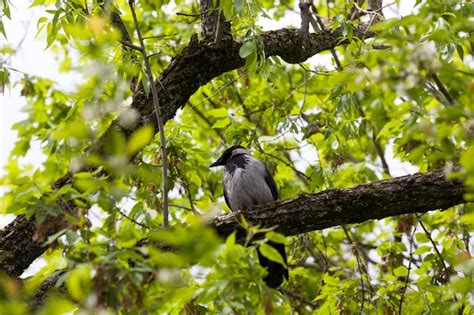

{"left": 211, "top": 171, "right": 466, "bottom": 240}
{"left": 129, "top": 25, "right": 374, "bottom": 133}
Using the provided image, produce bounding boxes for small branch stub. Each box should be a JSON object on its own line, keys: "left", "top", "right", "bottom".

{"left": 299, "top": 0, "right": 311, "bottom": 39}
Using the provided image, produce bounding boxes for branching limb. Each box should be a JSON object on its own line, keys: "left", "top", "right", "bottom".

{"left": 299, "top": 0, "right": 311, "bottom": 38}
{"left": 200, "top": 0, "right": 217, "bottom": 39}
{"left": 199, "top": 0, "right": 230, "bottom": 42}
{"left": 11, "top": 171, "right": 469, "bottom": 308}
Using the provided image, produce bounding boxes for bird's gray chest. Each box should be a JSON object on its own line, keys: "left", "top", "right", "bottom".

{"left": 223, "top": 157, "right": 274, "bottom": 211}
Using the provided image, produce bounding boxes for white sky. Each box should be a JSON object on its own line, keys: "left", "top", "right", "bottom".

{"left": 0, "top": 0, "right": 417, "bottom": 230}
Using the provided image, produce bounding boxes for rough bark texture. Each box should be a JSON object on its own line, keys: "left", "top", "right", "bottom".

{"left": 200, "top": 0, "right": 218, "bottom": 39}
{"left": 128, "top": 26, "right": 372, "bottom": 134}
{"left": 27, "top": 269, "right": 67, "bottom": 310}
{"left": 0, "top": 216, "right": 46, "bottom": 277}
{"left": 212, "top": 171, "right": 466, "bottom": 241}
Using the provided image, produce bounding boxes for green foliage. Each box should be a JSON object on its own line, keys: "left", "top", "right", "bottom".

{"left": 0, "top": 0, "right": 473, "bottom": 313}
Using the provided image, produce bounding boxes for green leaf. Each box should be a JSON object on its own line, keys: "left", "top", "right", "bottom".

{"left": 226, "top": 232, "right": 236, "bottom": 248}
{"left": 207, "top": 108, "right": 228, "bottom": 118}
{"left": 0, "top": 19, "right": 6, "bottom": 39}
{"left": 30, "top": 0, "right": 46, "bottom": 7}
{"left": 413, "top": 245, "right": 431, "bottom": 255}
{"left": 2, "top": 1, "right": 10, "bottom": 19}
{"left": 415, "top": 232, "right": 430, "bottom": 244}
{"left": 126, "top": 124, "right": 154, "bottom": 155}
{"left": 259, "top": 243, "right": 286, "bottom": 266}
{"left": 220, "top": 0, "right": 233, "bottom": 19}
{"left": 239, "top": 41, "right": 256, "bottom": 59}
{"left": 0, "top": 68, "right": 10, "bottom": 91}
{"left": 393, "top": 266, "right": 408, "bottom": 277}
{"left": 235, "top": 0, "right": 244, "bottom": 14}
{"left": 265, "top": 231, "right": 286, "bottom": 244}
{"left": 211, "top": 117, "right": 230, "bottom": 129}
{"left": 456, "top": 44, "right": 464, "bottom": 60}
{"left": 67, "top": 264, "right": 92, "bottom": 301}
{"left": 44, "top": 229, "right": 67, "bottom": 245}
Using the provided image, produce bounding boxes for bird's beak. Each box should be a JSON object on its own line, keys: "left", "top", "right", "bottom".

{"left": 209, "top": 157, "right": 224, "bottom": 168}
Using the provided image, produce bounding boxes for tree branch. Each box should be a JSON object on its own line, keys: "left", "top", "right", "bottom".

{"left": 211, "top": 171, "right": 465, "bottom": 240}
{"left": 199, "top": 0, "right": 230, "bottom": 42}
{"left": 429, "top": 72, "right": 455, "bottom": 105}
{"left": 299, "top": 0, "right": 311, "bottom": 39}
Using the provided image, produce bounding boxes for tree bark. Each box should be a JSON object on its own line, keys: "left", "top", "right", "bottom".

{"left": 212, "top": 171, "right": 465, "bottom": 240}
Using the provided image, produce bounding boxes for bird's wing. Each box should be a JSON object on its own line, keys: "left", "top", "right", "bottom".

{"left": 223, "top": 184, "right": 232, "bottom": 210}
{"left": 263, "top": 165, "right": 278, "bottom": 201}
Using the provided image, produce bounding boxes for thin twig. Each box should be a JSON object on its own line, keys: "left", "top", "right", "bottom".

{"left": 261, "top": 151, "right": 311, "bottom": 183}
{"left": 424, "top": 79, "right": 452, "bottom": 106}
{"left": 142, "top": 34, "right": 178, "bottom": 40}
{"left": 310, "top": 5, "right": 343, "bottom": 70}
{"left": 120, "top": 39, "right": 143, "bottom": 52}
{"left": 357, "top": 106, "right": 391, "bottom": 176}
{"left": 459, "top": 206, "right": 471, "bottom": 257}
{"left": 169, "top": 204, "right": 193, "bottom": 211}
{"left": 307, "top": 239, "right": 334, "bottom": 271}
{"left": 278, "top": 287, "right": 318, "bottom": 308}
{"left": 193, "top": 71, "right": 247, "bottom": 108}
{"left": 214, "top": 0, "right": 223, "bottom": 44}
{"left": 399, "top": 225, "right": 417, "bottom": 314}
{"left": 176, "top": 12, "right": 201, "bottom": 17}
{"left": 342, "top": 225, "right": 367, "bottom": 311}
{"left": 129, "top": 0, "right": 169, "bottom": 227}
{"left": 430, "top": 72, "right": 455, "bottom": 105}
{"left": 416, "top": 215, "right": 451, "bottom": 282}
{"left": 116, "top": 207, "right": 151, "bottom": 229}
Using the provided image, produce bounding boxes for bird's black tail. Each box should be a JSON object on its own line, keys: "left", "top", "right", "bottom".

{"left": 257, "top": 241, "right": 289, "bottom": 288}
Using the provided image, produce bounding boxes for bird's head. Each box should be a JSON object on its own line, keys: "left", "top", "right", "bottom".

{"left": 209, "top": 145, "right": 249, "bottom": 167}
